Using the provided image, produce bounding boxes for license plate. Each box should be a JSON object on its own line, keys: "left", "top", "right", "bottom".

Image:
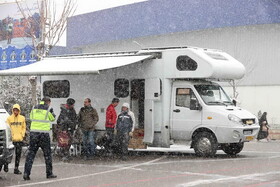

{"left": 246, "top": 136, "right": 254, "bottom": 141}
{"left": 244, "top": 130, "right": 252, "bottom": 135}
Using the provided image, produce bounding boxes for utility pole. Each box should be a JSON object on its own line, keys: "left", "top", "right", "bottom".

{"left": 29, "top": 76, "right": 37, "bottom": 106}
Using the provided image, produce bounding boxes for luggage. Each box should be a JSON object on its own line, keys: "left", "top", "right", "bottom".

{"left": 58, "top": 131, "right": 70, "bottom": 148}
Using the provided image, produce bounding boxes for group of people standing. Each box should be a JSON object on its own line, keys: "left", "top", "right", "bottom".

{"left": 104, "top": 98, "right": 135, "bottom": 160}
{"left": 56, "top": 97, "right": 99, "bottom": 161}
{"left": 5, "top": 96, "right": 135, "bottom": 181}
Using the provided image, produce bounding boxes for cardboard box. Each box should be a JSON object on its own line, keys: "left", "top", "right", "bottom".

{"left": 128, "top": 137, "right": 147, "bottom": 149}
{"left": 132, "top": 128, "right": 144, "bottom": 139}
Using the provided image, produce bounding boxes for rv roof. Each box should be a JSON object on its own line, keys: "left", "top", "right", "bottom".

{"left": 139, "top": 46, "right": 222, "bottom": 53}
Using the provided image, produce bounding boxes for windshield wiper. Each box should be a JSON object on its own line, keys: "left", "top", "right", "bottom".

{"left": 207, "top": 101, "right": 227, "bottom": 106}
{"left": 223, "top": 101, "right": 233, "bottom": 105}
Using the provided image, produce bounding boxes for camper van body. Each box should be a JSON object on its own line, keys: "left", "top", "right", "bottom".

{"left": 37, "top": 47, "right": 259, "bottom": 156}
{"left": 0, "top": 106, "right": 14, "bottom": 172}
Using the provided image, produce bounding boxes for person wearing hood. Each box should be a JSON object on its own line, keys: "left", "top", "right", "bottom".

{"left": 78, "top": 98, "right": 99, "bottom": 159}
{"left": 57, "top": 98, "right": 77, "bottom": 161}
{"left": 6, "top": 104, "right": 26, "bottom": 174}
{"left": 115, "top": 103, "right": 135, "bottom": 160}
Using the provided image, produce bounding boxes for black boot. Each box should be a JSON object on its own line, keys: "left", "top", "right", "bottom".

{"left": 4, "top": 164, "right": 8, "bottom": 172}
{"left": 23, "top": 173, "right": 30, "bottom": 180}
{"left": 47, "top": 174, "right": 57, "bottom": 179}
{"left": 14, "top": 168, "right": 22, "bottom": 175}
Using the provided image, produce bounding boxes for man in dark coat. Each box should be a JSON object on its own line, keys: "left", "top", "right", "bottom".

{"left": 257, "top": 112, "right": 270, "bottom": 141}
{"left": 57, "top": 98, "right": 77, "bottom": 161}
{"left": 78, "top": 98, "right": 99, "bottom": 159}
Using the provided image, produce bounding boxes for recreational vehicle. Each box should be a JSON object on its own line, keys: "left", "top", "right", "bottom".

{"left": 0, "top": 47, "right": 260, "bottom": 156}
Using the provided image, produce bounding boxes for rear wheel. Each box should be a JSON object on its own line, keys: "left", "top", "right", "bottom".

{"left": 221, "top": 142, "right": 244, "bottom": 155}
{"left": 193, "top": 132, "right": 217, "bottom": 157}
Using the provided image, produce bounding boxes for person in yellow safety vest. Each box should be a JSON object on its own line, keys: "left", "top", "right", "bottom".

{"left": 23, "top": 97, "right": 57, "bottom": 180}
{"left": 6, "top": 104, "right": 26, "bottom": 174}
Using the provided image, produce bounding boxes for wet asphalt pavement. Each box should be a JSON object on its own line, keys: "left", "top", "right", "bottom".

{"left": 1, "top": 140, "right": 280, "bottom": 187}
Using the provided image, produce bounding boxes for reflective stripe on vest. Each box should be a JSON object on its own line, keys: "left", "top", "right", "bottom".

{"left": 30, "top": 107, "right": 51, "bottom": 132}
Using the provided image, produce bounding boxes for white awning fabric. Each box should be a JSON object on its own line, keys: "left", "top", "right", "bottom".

{"left": 0, "top": 54, "right": 152, "bottom": 76}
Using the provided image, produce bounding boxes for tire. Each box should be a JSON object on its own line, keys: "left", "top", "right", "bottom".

{"left": 221, "top": 142, "right": 244, "bottom": 156}
{"left": 193, "top": 132, "right": 217, "bottom": 157}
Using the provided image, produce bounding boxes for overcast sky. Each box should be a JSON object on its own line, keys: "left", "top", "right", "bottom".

{"left": 72, "top": 0, "right": 146, "bottom": 16}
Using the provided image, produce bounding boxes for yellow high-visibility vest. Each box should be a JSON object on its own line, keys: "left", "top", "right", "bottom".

{"left": 30, "top": 101, "right": 55, "bottom": 132}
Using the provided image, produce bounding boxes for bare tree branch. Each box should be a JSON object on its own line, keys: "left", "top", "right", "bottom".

{"left": 16, "top": 0, "right": 76, "bottom": 58}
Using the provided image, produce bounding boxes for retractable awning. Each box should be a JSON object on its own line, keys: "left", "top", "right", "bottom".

{"left": 0, "top": 54, "right": 152, "bottom": 76}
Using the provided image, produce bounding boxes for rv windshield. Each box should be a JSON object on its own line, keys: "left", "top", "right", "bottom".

{"left": 194, "top": 84, "right": 233, "bottom": 106}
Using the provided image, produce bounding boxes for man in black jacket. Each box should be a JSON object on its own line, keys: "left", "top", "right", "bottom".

{"left": 57, "top": 98, "right": 77, "bottom": 161}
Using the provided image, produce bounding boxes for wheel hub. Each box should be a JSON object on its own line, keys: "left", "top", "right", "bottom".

{"left": 197, "top": 137, "right": 212, "bottom": 153}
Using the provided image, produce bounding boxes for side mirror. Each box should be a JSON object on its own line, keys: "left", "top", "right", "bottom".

{"left": 232, "top": 99, "right": 237, "bottom": 106}
{"left": 4, "top": 102, "right": 10, "bottom": 112}
{"left": 190, "top": 98, "right": 202, "bottom": 110}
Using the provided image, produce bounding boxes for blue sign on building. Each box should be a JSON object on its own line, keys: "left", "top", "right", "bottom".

{"left": 0, "top": 45, "right": 37, "bottom": 70}
{"left": 0, "top": 1, "right": 40, "bottom": 70}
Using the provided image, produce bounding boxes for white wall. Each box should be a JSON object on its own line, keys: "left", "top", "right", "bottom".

{"left": 79, "top": 23, "right": 280, "bottom": 128}
{"left": 81, "top": 23, "right": 280, "bottom": 86}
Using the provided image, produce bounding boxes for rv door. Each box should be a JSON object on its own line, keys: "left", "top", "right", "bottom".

{"left": 171, "top": 87, "right": 202, "bottom": 140}
{"left": 143, "top": 78, "right": 161, "bottom": 144}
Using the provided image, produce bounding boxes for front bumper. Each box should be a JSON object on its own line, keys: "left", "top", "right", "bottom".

{"left": 0, "top": 147, "right": 14, "bottom": 165}
{"left": 215, "top": 125, "right": 260, "bottom": 143}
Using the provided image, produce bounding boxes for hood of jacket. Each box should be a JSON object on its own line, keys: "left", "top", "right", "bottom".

{"left": 12, "top": 104, "right": 21, "bottom": 114}
{"left": 122, "top": 103, "right": 130, "bottom": 111}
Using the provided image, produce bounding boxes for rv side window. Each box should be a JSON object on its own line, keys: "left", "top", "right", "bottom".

{"left": 176, "top": 56, "right": 198, "bottom": 71}
{"left": 43, "top": 80, "right": 70, "bottom": 98}
{"left": 176, "top": 88, "right": 196, "bottom": 108}
{"left": 114, "top": 79, "right": 129, "bottom": 98}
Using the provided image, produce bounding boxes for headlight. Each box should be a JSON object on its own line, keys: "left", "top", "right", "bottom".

{"left": 228, "top": 114, "right": 243, "bottom": 125}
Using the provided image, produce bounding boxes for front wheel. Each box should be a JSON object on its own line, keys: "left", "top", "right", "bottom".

{"left": 221, "top": 142, "right": 244, "bottom": 156}
{"left": 193, "top": 132, "right": 218, "bottom": 157}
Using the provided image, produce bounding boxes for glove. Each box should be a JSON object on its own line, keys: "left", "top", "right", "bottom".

{"left": 50, "top": 108, "right": 54, "bottom": 113}
{"left": 129, "top": 131, "right": 133, "bottom": 137}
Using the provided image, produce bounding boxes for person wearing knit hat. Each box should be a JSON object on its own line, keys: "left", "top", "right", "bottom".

{"left": 57, "top": 98, "right": 78, "bottom": 161}
{"left": 115, "top": 103, "right": 135, "bottom": 160}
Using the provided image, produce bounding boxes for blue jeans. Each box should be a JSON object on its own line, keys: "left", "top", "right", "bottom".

{"left": 82, "top": 130, "right": 95, "bottom": 156}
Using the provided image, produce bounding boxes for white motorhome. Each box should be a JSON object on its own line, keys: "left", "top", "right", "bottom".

{"left": 0, "top": 103, "right": 14, "bottom": 172}
{"left": 0, "top": 46, "right": 260, "bottom": 156}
